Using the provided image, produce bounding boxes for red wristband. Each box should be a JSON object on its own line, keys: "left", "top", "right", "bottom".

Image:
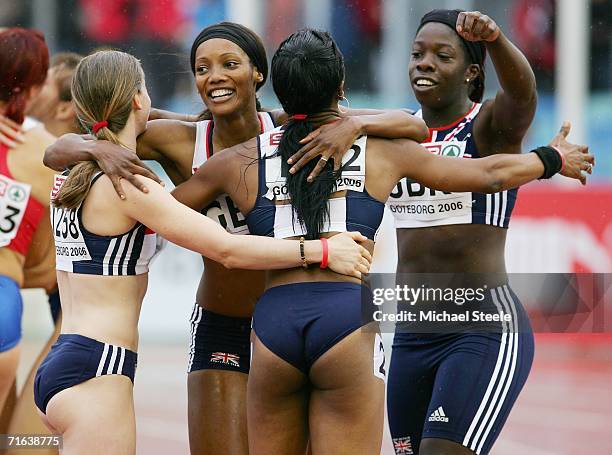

{"left": 550, "top": 145, "right": 566, "bottom": 172}
{"left": 319, "top": 238, "right": 328, "bottom": 269}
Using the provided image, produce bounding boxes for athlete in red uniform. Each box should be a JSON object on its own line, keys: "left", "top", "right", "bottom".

{"left": 0, "top": 28, "right": 56, "bottom": 420}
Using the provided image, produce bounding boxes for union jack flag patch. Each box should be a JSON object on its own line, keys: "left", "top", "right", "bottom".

{"left": 393, "top": 436, "right": 413, "bottom": 454}
{"left": 210, "top": 352, "right": 240, "bottom": 367}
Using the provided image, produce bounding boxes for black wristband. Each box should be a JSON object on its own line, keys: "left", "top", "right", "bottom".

{"left": 531, "top": 146, "right": 563, "bottom": 179}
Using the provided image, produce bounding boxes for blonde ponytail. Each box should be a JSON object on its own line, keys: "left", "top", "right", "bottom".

{"left": 54, "top": 50, "right": 144, "bottom": 209}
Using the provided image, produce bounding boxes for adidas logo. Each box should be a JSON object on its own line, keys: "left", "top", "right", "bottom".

{"left": 428, "top": 406, "right": 449, "bottom": 423}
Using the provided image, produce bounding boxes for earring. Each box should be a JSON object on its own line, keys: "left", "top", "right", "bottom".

{"left": 465, "top": 78, "right": 471, "bottom": 83}
{"left": 338, "top": 95, "right": 350, "bottom": 114}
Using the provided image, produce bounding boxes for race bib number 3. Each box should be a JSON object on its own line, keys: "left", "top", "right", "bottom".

{"left": 0, "top": 174, "right": 31, "bottom": 247}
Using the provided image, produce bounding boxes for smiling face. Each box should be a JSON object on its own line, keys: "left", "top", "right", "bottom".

{"left": 409, "top": 22, "right": 479, "bottom": 110}
{"left": 193, "top": 38, "right": 262, "bottom": 117}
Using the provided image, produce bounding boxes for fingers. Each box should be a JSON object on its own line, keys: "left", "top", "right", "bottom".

{"left": 459, "top": 12, "right": 477, "bottom": 37}
{"left": 356, "top": 262, "right": 370, "bottom": 277}
{"left": 0, "top": 115, "right": 24, "bottom": 131}
{"left": 457, "top": 12, "right": 499, "bottom": 41}
{"left": 131, "top": 162, "right": 163, "bottom": 185}
{"left": 360, "top": 257, "right": 372, "bottom": 273}
{"left": 288, "top": 141, "right": 317, "bottom": 167}
{"left": 307, "top": 157, "right": 330, "bottom": 182}
{"left": 0, "top": 132, "right": 19, "bottom": 148}
{"left": 472, "top": 16, "right": 487, "bottom": 37}
{"left": 289, "top": 145, "right": 322, "bottom": 174}
{"left": 109, "top": 176, "right": 126, "bottom": 200}
{"left": 348, "top": 231, "right": 368, "bottom": 243}
{"left": 298, "top": 129, "right": 321, "bottom": 145}
{"left": 333, "top": 156, "right": 342, "bottom": 173}
{"left": 124, "top": 172, "right": 150, "bottom": 194}
{"left": 360, "top": 246, "right": 373, "bottom": 264}
{"left": 580, "top": 161, "right": 593, "bottom": 173}
{"left": 0, "top": 123, "right": 24, "bottom": 148}
{"left": 559, "top": 121, "right": 571, "bottom": 138}
{"left": 456, "top": 12, "right": 467, "bottom": 33}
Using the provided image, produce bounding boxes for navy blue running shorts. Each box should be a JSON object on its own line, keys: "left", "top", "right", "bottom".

{"left": 253, "top": 281, "right": 373, "bottom": 374}
{"left": 187, "top": 305, "right": 251, "bottom": 374}
{"left": 34, "top": 334, "right": 137, "bottom": 414}
{"left": 387, "top": 285, "right": 534, "bottom": 455}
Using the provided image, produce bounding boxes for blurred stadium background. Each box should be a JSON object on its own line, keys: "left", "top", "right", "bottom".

{"left": 4, "top": 0, "right": 612, "bottom": 453}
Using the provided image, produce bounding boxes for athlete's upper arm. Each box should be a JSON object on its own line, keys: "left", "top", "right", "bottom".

{"left": 475, "top": 94, "right": 536, "bottom": 154}
{"left": 119, "top": 176, "right": 230, "bottom": 260}
{"left": 136, "top": 119, "right": 195, "bottom": 169}
{"left": 382, "top": 138, "right": 498, "bottom": 194}
{"left": 22, "top": 213, "right": 57, "bottom": 292}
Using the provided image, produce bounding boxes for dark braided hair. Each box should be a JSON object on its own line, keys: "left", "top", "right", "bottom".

{"left": 271, "top": 29, "right": 345, "bottom": 239}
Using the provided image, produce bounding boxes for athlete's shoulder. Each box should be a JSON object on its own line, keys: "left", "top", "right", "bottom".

{"left": 221, "top": 136, "right": 259, "bottom": 162}
{"left": 23, "top": 126, "right": 56, "bottom": 155}
{"left": 89, "top": 174, "right": 168, "bottom": 214}
{"left": 9, "top": 127, "right": 57, "bottom": 200}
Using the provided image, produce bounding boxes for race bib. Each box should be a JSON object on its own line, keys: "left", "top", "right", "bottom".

{"left": 387, "top": 141, "right": 473, "bottom": 227}
{"left": 50, "top": 175, "right": 91, "bottom": 263}
{"left": 0, "top": 174, "right": 32, "bottom": 247}
{"left": 202, "top": 194, "right": 249, "bottom": 235}
{"left": 264, "top": 135, "right": 367, "bottom": 201}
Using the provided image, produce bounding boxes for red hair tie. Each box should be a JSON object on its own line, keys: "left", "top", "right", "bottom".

{"left": 291, "top": 114, "right": 307, "bottom": 121}
{"left": 92, "top": 120, "right": 108, "bottom": 134}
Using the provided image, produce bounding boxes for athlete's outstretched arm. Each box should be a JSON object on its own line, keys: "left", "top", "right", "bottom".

{"left": 276, "top": 111, "right": 428, "bottom": 180}
{"left": 287, "top": 110, "right": 429, "bottom": 180}
{"left": 382, "top": 123, "right": 593, "bottom": 192}
{"left": 117, "top": 176, "right": 371, "bottom": 277}
{"left": 44, "top": 118, "right": 197, "bottom": 196}
{"left": 148, "top": 108, "right": 198, "bottom": 122}
{"left": 457, "top": 11, "right": 537, "bottom": 149}
{"left": 43, "top": 133, "right": 163, "bottom": 196}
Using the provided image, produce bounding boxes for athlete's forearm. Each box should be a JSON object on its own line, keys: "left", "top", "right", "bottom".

{"left": 123, "top": 177, "right": 322, "bottom": 270}
{"left": 486, "top": 32, "right": 536, "bottom": 104}
{"left": 404, "top": 140, "right": 546, "bottom": 194}
{"left": 44, "top": 134, "right": 95, "bottom": 171}
{"left": 218, "top": 234, "right": 324, "bottom": 270}
{"left": 480, "top": 152, "right": 544, "bottom": 191}
{"left": 356, "top": 110, "right": 428, "bottom": 142}
{"left": 149, "top": 108, "right": 198, "bottom": 123}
